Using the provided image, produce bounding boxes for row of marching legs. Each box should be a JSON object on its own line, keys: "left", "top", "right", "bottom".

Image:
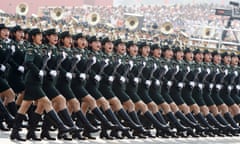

{"left": 0, "top": 99, "right": 239, "bottom": 141}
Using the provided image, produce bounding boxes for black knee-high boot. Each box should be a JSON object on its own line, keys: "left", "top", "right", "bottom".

{"left": 6, "top": 101, "right": 17, "bottom": 117}
{"left": 0, "top": 101, "right": 14, "bottom": 129}
{"left": 195, "top": 113, "right": 217, "bottom": 137}
{"left": 206, "top": 113, "right": 227, "bottom": 132}
{"left": 74, "top": 110, "right": 100, "bottom": 139}
{"left": 224, "top": 112, "right": 240, "bottom": 129}
{"left": 58, "top": 109, "right": 84, "bottom": 140}
{"left": 166, "top": 112, "right": 192, "bottom": 134}
{"left": 26, "top": 112, "right": 42, "bottom": 140}
{"left": 144, "top": 111, "right": 172, "bottom": 131}
{"left": 233, "top": 114, "right": 240, "bottom": 123}
{"left": 46, "top": 110, "right": 73, "bottom": 139}
{"left": 92, "top": 108, "right": 115, "bottom": 129}
{"left": 40, "top": 115, "right": 56, "bottom": 140}
{"left": 10, "top": 113, "right": 26, "bottom": 141}
{"left": 86, "top": 112, "right": 101, "bottom": 127}
{"left": 185, "top": 112, "right": 207, "bottom": 136}
{"left": 104, "top": 109, "right": 134, "bottom": 139}
{"left": 215, "top": 114, "right": 239, "bottom": 136}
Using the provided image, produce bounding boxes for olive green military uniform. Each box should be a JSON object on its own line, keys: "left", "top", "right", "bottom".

{"left": 210, "top": 63, "right": 225, "bottom": 106}
{"left": 42, "top": 44, "right": 61, "bottom": 100}
{"left": 56, "top": 47, "right": 76, "bottom": 100}
{"left": 160, "top": 58, "right": 174, "bottom": 104}
{"left": 202, "top": 62, "right": 216, "bottom": 106}
{"left": 7, "top": 40, "right": 26, "bottom": 93}
{"left": 0, "top": 39, "right": 13, "bottom": 92}
{"left": 112, "top": 54, "right": 131, "bottom": 103}
{"left": 219, "top": 64, "right": 236, "bottom": 106}
{"left": 126, "top": 55, "right": 144, "bottom": 103}
{"left": 169, "top": 59, "right": 188, "bottom": 105}
{"left": 24, "top": 43, "right": 46, "bottom": 100}
{"left": 191, "top": 61, "right": 207, "bottom": 106}
{"left": 85, "top": 50, "right": 105, "bottom": 100}
{"left": 230, "top": 65, "right": 240, "bottom": 104}
{"left": 71, "top": 48, "right": 90, "bottom": 100}
{"left": 99, "top": 52, "right": 117, "bottom": 100}
{"left": 149, "top": 57, "right": 166, "bottom": 105}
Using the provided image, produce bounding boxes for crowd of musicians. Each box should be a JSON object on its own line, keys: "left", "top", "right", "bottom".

{"left": 1, "top": 23, "right": 240, "bottom": 141}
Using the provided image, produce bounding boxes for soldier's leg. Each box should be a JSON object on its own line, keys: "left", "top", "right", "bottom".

{"left": 82, "top": 95, "right": 97, "bottom": 111}
{"left": 51, "top": 95, "right": 67, "bottom": 112}
{"left": 16, "top": 91, "right": 24, "bottom": 108}
{"left": 1, "top": 88, "right": 17, "bottom": 116}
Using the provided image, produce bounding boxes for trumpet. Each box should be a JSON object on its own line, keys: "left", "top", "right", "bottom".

{"left": 16, "top": 3, "right": 29, "bottom": 16}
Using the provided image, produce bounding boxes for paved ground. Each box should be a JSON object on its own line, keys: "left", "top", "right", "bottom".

{"left": 1, "top": 130, "right": 240, "bottom": 144}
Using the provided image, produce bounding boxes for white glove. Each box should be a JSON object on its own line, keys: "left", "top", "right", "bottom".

{"left": 17, "top": 66, "right": 24, "bottom": 73}
{"left": 134, "top": 77, "right": 140, "bottom": 84}
{"left": 76, "top": 54, "right": 81, "bottom": 61}
{"left": 145, "top": 80, "right": 152, "bottom": 87}
{"left": 198, "top": 67, "right": 201, "bottom": 73}
{"left": 187, "top": 66, "right": 190, "bottom": 73}
{"left": 189, "top": 81, "right": 195, "bottom": 87}
{"left": 224, "top": 69, "right": 228, "bottom": 75}
{"left": 120, "top": 76, "right": 126, "bottom": 83}
{"left": 175, "top": 65, "right": 179, "bottom": 73}
{"left": 79, "top": 73, "right": 86, "bottom": 80}
{"left": 66, "top": 72, "right": 72, "bottom": 80}
{"left": 164, "top": 65, "right": 168, "bottom": 72}
{"left": 234, "top": 71, "right": 238, "bottom": 76}
{"left": 92, "top": 56, "right": 97, "bottom": 65}
{"left": 206, "top": 68, "right": 210, "bottom": 74}
{"left": 50, "top": 70, "right": 57, "bottom": 77}
{"left": 94, "top": 74, "right": 101, "bottom": 82}
{"left": 155, "top": 80, "right": 160, "bottom": 86}
{"left": 178, "top": 82, "right": 184, "bottom": 88}
{"left": 39, "top": 70, "right": 44, "bottom": 77}
{"left": 11, "top": 45, "right": 16, "bottom": 54}
{"left": 0, "top": 64, "right": 6, "bottom": 72}
{"left": 108, "top": 76, "right": 114, "bottom": 82}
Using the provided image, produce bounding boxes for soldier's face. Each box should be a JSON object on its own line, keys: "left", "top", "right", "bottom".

{"left": 91, "top": 41, "right": 101, "bottom": 51}
{"left": 185, "top": 52, "right": 193, "bottom": 61}
{"left": 77, "top": 38, "right": 86, "bottom": 49}
{"left": 195, "top": 53, "right": 203, "bottom": 62}
{"left": 213, "top": 55, "right": 221, "bottom": 64}
{"left": 103, "top": 42, "right": 113, "bottom": 54}
{"left": 164, "top": 49, "right": 173, "bottom": 59}
{"left": 223, "top": 56, "right": 231, "bottom": 65}
{"left": 63, "top": 36, "right": 72, "bottom": 48}
{"left": 47, "top": 34, "right": 58, "bottom": 45}
{"left": 33, "top": 33, "right": 42, "bottom": 45}
{"left": 231, "top": 56, "right": 239, "bottom": 66}
{"left": 116, "top": 43, "right": 126, "bottom": 55}
{"left": 0, "top": 28, "right": 9, "bottom": 39}
{"left": 141, "top": 46, "right": 150, "bottom": 57}
{"left": 204, "top": 53, "right": 212, "bottom": 62}
{"left": 152, "top": 48, "right": 161, "bottom": 58}
{"left": 128, "top": 45, "right": 138, "bottom": 56}
{"left": 14, "top": 30, "right": 24, "bottom": 41}
{"left": 175, "top": 51, "right": 183, "bottom": 60}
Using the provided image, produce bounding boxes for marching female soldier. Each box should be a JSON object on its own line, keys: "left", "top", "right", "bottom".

{"left": 10, "top": 28, "right": 72, "bottom": 141}
{"left": 0, "top": 24, "right": 18, "bottom": 130}
{"left": 39, "top": 29, "right": 84, "bottom": 140}
{"left": 150, "top": 45, "right": 206, "bottom": 137}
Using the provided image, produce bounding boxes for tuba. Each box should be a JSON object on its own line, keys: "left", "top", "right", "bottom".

{"left": 50, "top": 7, "right": 64, "bottom": 21}
{"left": 160, "top": 22, "right": 174, "bottom": 35}
{"left": 125, "top": 16, "right": 139, "bottom": 31}
{"left": 16, "top": 3, "right": 29, "bottom": 16}
{"left": 87, "top": 12, "right": 100, "bottom": 26}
